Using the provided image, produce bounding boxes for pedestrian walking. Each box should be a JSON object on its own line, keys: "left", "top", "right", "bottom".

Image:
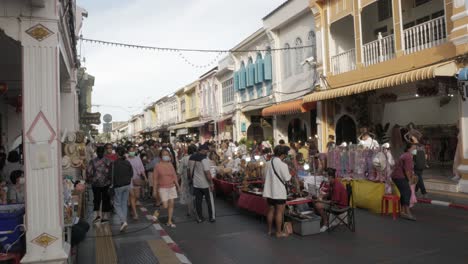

{"left": 178, "top": 144, "right": 197, "bottom": 216}
{"left": 414, "top": 143, "right": 428, "bottom": 198}
{"left": 153, "top": 149, "right": 180, "bottom": 228}
{"left": 127, "top": 146, "right": 147, "bottom": 220}
{"left": 391, "top": 143, "right": 417, "bottom": 221}
{"left": 263, "top": 145, "right": 291, "bottom": 238}
{"left": 86, "top": 146, "right": 112, "bottom": 224}
{"left": 110, "top": 146, "right": 133, "bottom": 232}
{"left": 189, "top": 144, "right": 216, "bottom": 223}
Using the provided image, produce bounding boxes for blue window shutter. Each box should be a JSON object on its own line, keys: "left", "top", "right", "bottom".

{"left": 247, "top": 64, "right": 255, "bottom": 87}
{"left": 264, "top": 53, "right": 272, "bottom": 81}
{"left": 256, "top": 83, "right": 263, "bottom": 97}
{"left": 256, "top": 59, "right": 264, "bottom": 84}
{"left": 234, "top": 72, "right": 239, "bottom": 91}
{"left": 265, "top": 81, "right": 272, "bottom": 96}
{"left": 240, "top": 68, "right": 246, "bottom": 89}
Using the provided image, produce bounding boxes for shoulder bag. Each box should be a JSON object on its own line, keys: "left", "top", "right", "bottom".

{"left": 271, "top": 158, "right": 289, "bottom": 195}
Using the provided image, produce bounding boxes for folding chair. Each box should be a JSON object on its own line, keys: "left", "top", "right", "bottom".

{"left": 326, "top": 183, "right": 356, "bottom": 232}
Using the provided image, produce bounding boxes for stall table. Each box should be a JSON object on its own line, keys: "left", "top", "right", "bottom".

{"left": 237, "top": 191, "right": 312, "bottom": 216}
{"left": 213, "top": 178, "right": 263, "bottom": 197}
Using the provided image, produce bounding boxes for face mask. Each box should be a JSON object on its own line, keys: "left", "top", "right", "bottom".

{"left": 128, "top": 152, "right": 136, "bottom": 157}
{"left": 19, "top": 178, "right": 25, "bottom": 185}
{"left": 162, "top": 156, "right": 171, "bottom": 162}
{"left": 411, "top": 149, "right": 417, "bottom": 156}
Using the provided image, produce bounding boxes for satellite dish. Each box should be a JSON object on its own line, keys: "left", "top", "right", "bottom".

{"left": 103, "top": 114, "right": 112, "bottom": 123}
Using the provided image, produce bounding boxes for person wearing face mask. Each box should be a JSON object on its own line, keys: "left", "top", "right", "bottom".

{"left": 262, "top": 145, "right": 292, "bottom": 238}
{"left": 391, "top": 143, "right": 417, "bottom": 221}
{"left": 7, "top": 170, "right": 25, "bottom": 204}
{"left": 153, "top": 149, "right": 180, "bottom": 228}
{"left": 127, "top": 146, "right": 147, "bottom": 220}
{"left": 86, "top": 146, "right": 112, "bottom": 224}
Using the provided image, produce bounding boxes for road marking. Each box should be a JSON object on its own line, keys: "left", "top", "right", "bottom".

{"left": 176, "top": 253, "right": 192, "bottom": 264}
{"left": 161, "top": 235, "right": 174, "bottom": 244}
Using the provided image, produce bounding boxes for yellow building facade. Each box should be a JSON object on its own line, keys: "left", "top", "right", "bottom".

{"left": 307, "top": 0, "right": 468, "bottom": 192}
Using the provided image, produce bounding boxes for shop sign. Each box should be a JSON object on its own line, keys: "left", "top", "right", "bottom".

{"left": 103, "top": 123, "right": 112, "bottom": 133}
{"left": 81, "top": 112, "right": 101, "bottom": 125}
{"left": 177, "top": 128, "right": 189, "bottom": 136}
{"left": 241, "top": 122, "right": 247, "bottom": 132}
{"left": 90, "top": 129, "right": 99, "bottom": 136}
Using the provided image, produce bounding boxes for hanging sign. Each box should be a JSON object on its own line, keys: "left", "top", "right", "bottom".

{"left": 80, "top": 112, "right": 101, "bottom": 125}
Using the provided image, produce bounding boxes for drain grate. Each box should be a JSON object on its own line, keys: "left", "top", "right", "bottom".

{"left": 115, "top": 240, "right": 159, "bottom": 264}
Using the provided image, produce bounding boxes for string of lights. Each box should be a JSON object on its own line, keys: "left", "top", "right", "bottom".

{"left": 177, "top": 51, "right": 223, "bottom": 69}
{"left": 80, "top": 36, "right": 314, "bottom": 53}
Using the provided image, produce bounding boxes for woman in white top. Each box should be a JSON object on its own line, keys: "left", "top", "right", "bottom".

{"left": 263, "top": 145, "right": 291, "bottom": 238}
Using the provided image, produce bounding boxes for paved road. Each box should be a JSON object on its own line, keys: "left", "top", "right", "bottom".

{"left": 165, "top": 197, "right": 468, "bottom": 264}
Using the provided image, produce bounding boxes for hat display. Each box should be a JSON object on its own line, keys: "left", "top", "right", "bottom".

{"left": 66, "top": 132, "right": 76, "bottom": 144}
{"left": 75, "top": 131, "right": 85, "bottom": 144}
{"left": 382, "top": 143, "right": 390, "bottom": 149}
{"left": 62, "top": 156, "right": 71, "bottom": 169}
{"left": 65, "top": 144, "right": 77, "bottom": 156}
{"left": 71, "top": 157, "right": 83, "bottom": 168}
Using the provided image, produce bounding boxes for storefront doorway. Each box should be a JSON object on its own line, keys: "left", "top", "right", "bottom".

{"left": 288, "top": 118, "right": 308, "bottom": 143}
{"left": 247, "top": 123, "right": 264, "bottom": 142}
{"left": 335, "top": 115, "right": 357, "bottom": 145}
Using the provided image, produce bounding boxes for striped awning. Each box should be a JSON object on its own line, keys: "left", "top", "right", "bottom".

{"left": 303, "top": 61, "right": 458, "bottom": 103}
{"left": 262, "top": 99, "right": 317, "bottom": 117}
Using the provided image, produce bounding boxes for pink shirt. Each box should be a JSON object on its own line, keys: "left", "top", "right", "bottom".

{"left": 153, "top": 162, "right": 177, "bottom": 188}
{"left": 391, "top": 152, "right": 414, "bottom": 180}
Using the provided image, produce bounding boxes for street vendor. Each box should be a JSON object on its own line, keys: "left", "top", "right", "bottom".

{"left": 312, "top": 168, "right": 348, "bottom": 232}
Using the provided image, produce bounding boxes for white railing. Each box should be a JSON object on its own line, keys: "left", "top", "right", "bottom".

{"left": 363, "top": 33, "right": 395, "bottom": 66}
{"left": 331, "top": 49, "right": 356, "bottom": 75}
{"left": 404, "top": 16, "right": 446, "bottom": 54}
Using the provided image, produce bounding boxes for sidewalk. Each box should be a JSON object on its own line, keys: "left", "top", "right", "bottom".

{"left": 77, "top": 198, "right": 191, "bottom": 264}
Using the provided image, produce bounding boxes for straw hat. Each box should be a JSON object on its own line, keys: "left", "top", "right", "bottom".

{"left": 66, "top": 132, "right": 76, "bottom": 144}
{"left": 71, "top": 157, "right": 83, "bottom": 168}
{"left": 75, "top": 131, "right": 85, "bottom": 144}
{"left": 62, "top": 156, "right": 71, "bottom": 169}
{"left": 65, "top": 144, "right": 77, "bottom": 156}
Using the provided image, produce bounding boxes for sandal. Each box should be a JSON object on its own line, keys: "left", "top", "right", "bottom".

{"left": 275, "top": 232, "right": 289, "bottom": 238}
{"left": 166, "top": 223, "right": 176, "bottom": 228}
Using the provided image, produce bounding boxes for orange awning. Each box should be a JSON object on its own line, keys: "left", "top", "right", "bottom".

{"left": 262, "top": 99, "right": 316, "bottom": 117}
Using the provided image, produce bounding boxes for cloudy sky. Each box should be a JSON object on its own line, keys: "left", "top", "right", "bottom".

{"left": 77, "top": 0, "right": 285, "bottom": 122}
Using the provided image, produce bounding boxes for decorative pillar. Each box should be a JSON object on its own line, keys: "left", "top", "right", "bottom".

{"left": 392, "top": 0, "right": 405, "bottom": 57}
{"left": 20, "top": 20, "right": 68, "bottom": 263}
{"left": 353, "top": 0, "right": 363, "bottom": 69}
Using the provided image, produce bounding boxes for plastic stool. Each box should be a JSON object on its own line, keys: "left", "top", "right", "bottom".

{"left": 0, "top": 252, "right": 21, "bottom": 264}
{"left": 381, "top": 194, "right": 400, "bottom": 220}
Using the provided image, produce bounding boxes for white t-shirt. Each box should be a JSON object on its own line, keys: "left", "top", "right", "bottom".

{"left": 263, "top": 158, "right": 291, "bottom": 200}
{"left": 359, "top": 137, "right": 379, "bottom": 149}
{"left": 188, "top": 158, "right": 212, "bottom": 189}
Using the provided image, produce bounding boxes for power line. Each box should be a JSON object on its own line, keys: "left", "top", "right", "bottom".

{"left": 80, "top": 36, "right": 314, "bottom": 53}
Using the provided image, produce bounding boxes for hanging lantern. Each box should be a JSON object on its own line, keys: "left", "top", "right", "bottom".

{"left": 0, "top": 83, "right": 7, "bottom": 95}
{"left": 16, "top": 94, "right": 22, "bottom": 113}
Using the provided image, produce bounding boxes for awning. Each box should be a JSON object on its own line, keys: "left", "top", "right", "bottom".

{"left": 262, "top": 99, "right": 317, "bottom": 117}
{"left": 303, "top": 61, "right": 458, "bottom": 103}
{"left": 168, "top": 120, "right": 206, "bottom": 130}
{"left": 216, "top": 115, "right": 233, "bottom": 123}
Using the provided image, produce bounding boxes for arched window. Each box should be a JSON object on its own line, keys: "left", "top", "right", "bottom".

{"left": 283, "top": 43, "right": 291, "bottom": 78}
{"left": 295, "top": 38, "right": 304, "bottom": 74}
{"left": 307, "top": 31, "right": 317, "bottom": 61}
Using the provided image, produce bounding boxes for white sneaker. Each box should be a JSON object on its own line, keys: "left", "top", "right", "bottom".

{"left": 120, "top": 222, "right": 128, "bottom": 232}
{"left": 320, "top": 226, "right": 328, "bottom": 233}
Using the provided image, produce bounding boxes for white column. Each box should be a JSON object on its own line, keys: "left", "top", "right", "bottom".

{"left": 458, "top": 94, "right": 468, "bottom": 193}
{"left": 21, "top": 20, "right": 68, "bottom": 263}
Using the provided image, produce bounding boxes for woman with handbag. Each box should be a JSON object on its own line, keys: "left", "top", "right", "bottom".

{"left": 153, "top": 149, "right": 181, "bottom": 228}
{"left": 127, "top": 146, "right": 147, "bottom": 220}
{"left": 262, "top": 145, "right": 292, "bottom": 238}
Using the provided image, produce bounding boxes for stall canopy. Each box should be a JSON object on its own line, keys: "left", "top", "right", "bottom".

{"left": 168, "top": 120, "right": 206, "bottom": 130}
{"left": 261, "top": 99, "right": 316, "bottom": 117}
{"left": 303, "top": 61, "right": 459, "bottom": 103}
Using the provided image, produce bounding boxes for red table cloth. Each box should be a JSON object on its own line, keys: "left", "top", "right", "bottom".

{"left": 213, "top": 178, "right": 263, "bottom": 197}
{"left": 237, "top": 192, "right": 312, "bottom": 216}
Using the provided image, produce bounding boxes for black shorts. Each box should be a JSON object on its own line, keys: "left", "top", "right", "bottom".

{"left": 267, "top": 198, "right": 286, "bottom": 206}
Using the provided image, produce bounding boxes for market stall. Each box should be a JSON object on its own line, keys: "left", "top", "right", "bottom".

{"left": 237, "top": 191, "right": 312, "bottom": 217}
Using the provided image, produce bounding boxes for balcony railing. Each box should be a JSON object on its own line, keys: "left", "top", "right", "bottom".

{"left": 331, "top": 49, "right": 356, "bottom": 75}
{"left": 404, "top": 16, "right": 446, "bottom": 55}
{"left": 363, "top": 33, "right": 395, "bottom": 66}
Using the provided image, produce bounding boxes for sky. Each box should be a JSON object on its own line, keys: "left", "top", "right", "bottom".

{"left": 77, "top": 0, "right": 286, "bottom": 122}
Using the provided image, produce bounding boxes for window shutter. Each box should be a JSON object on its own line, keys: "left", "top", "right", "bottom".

{"left": 234, "top": 71, "right": 239, "bottom": 91}
{"left": 256, "top": 58, "right": 264, "bottom": 84}
{"left": 264, "top": 53, "right": 272, "bottom": 81}
{"left": 265, "top": 81, "right": 272, "bottom": 96}
{"left": 247, "top": 63, "right": 255, "bottom": 87}
{"left": 240, "top": 67, "right": 247, "bottom": 89}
